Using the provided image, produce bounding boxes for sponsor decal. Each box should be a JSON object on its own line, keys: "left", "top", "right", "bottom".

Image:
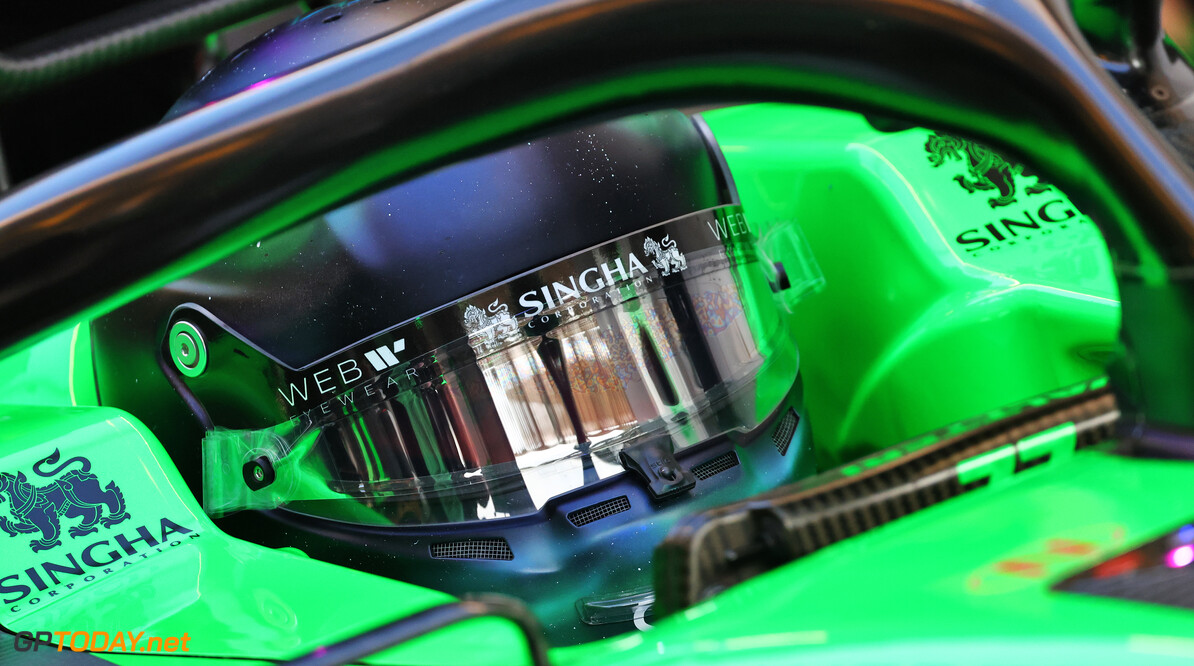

{"left": 463, "top": 299, "right": 520, "bottom": 346}
{"left": 952, "top": 197, "right": 1088, "bottom": 254}
{"left": 513, "top": 251, "right": 653, "bottom": 320}
{"left": 276, "top": 356, "right": 368, "bottom": 407}
{"left": 467, "top": 233, "right": 691, "bottom": 351}
{"left": 0, "top": 450, "right": 130, "bottom": 553}
{"left": 363, "top": 339, "right": 406, "bottom": 372}
{"left": 706, "top": 208, "right": 752, "bottom": 241}
{"left": 0, "top": 451, "right": 203, "bottom": 612}
{"left": 265, "top": 205, "right": 740, "bottom": 415}
{"left": 925, "top": 131, "right": 1051, "bottom": 209}
{"left": 1, "top": 516, "right": 200, "bottom": 611}
{"left": 642, "top": 235, "right": 687, "bottom": 276}
{"left": 924, "top": 132, "right": 1092, "bottom": 255}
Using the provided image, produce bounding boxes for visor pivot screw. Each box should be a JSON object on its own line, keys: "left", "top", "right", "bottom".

{"left": 769, "top": 262, "right": 791, "bottom": 292}
{"left": 243, "top": 456, "right": 276, "bottom": 491}
{"left": 658, "top": 465, "right": 678, "bottom": 482}
{"left": 168, "top": 321, "right": 208, "bottom": 378}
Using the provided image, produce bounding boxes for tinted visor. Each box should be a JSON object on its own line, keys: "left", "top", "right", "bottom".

{"left": 203, "top": 204, "right": 809, "bottom": 524}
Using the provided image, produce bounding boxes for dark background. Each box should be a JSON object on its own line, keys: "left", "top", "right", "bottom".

{"left": 2, "top": 0, "right": 1194, "bottom": 189}
{"left": 0, "top": 1, "right": 315, "bottom": 186}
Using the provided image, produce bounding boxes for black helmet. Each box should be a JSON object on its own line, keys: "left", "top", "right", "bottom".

{"left": 90, "top": 0, "right": 821, "bottom": 644}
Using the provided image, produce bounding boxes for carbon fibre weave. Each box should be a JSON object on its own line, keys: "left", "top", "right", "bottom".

{"left": 655, "top": 381, "right": 1119, "bottom": 613}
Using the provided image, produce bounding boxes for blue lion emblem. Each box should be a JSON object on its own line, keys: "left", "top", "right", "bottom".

{"left": 0, "top": 449, "right": 130, "bottom": 553}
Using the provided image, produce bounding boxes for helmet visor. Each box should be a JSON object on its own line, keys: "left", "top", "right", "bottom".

{"left": 203, "top": 204, "right": 814, "bottom": 524}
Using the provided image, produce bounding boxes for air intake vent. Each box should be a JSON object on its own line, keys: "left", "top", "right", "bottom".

{"left": 430, "top": 538, "right": 514, "bottom": 560}
{"left": 568, "top": 495, "right": 631, "bottom": 527}
{"left": 692, "top": 451, "right": 740, "bottom": 480}
{"left": 772, "top": 409, "right": 800, "bottom": 456}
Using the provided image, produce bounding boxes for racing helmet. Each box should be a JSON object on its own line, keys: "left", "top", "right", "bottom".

{"left": 90, "top": 0, "right": 822, "bottom": 644}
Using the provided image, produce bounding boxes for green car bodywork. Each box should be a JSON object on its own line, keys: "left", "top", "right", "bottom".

{"left": 705, "top": 104, "right": 1118, "bottom": 466}
{"left": 4, "top": 103, "right": 1189, "bottom": 665}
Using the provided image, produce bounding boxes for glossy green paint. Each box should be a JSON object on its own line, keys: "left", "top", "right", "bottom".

{"left": 0, "top": 405, "right": 532, "bottom": 664}
{"left": 957, "top": 422, "right": 1079, "bottom": 486}
{"left": 0, "top": 325, "right": 74, "bottom": 407}
{"left": 557, "top": 446, "right": 1194, "bottom": 665}
{"left": 702, "top": 104, "right": 1119, "bottom": 467}
{"left": 0, "top": 322, "right": 98, "bottom": 408}
{"left": 1016, "top": 422, "right": 1079, "bottom": 469}
{"left": 957, "top": 442, "right": 1019, "bottom": 486}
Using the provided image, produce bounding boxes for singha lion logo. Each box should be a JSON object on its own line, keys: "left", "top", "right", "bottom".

{"left": 0, "top": 449, "right": 130, "bottom": 553}
{"left": 925, "top": 132, "right": 1050, "bottom": 208}
{"left": 643, "top": 235, "right": 687, "bottom": 276}
{"left": 463, "top": 299, "right": 520, "bottom": 346}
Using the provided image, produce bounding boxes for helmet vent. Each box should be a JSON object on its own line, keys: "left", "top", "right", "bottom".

{"left": 692, "top": 451, "right": 740, "bottom": 480}
{"left": 568, "top": 495, "right": 631, "bottom": 527}
{"left": 430, "top": 538, "right": 514, "bottom": 561}
{"left": 772, "top": 409, "right": 800, "bottom": 456}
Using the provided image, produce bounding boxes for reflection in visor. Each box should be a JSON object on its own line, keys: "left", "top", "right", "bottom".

{"left": 202, "top": 205, "right": 810, "bottom": 525}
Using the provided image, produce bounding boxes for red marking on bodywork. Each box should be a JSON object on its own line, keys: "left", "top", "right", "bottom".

{"left": 1046, "top": 539, "right": 1096, "bottom": 555}
{"left": 995, "top": 560, "right": 1045, "bottom": 578}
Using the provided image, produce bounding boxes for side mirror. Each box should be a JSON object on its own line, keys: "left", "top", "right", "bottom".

{"left": 1, "top": 0, "right": 1192, "bottom": 450}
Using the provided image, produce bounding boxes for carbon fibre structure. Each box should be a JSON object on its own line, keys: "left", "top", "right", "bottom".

{"left": 1056, "top": 523, "right": 1194, "bottom": 609}
{"left": 0, "top": 0, "right": 300, "bottom": 100}
{"left": 654, "top": 379, "right": 1121, "bottom": 613}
